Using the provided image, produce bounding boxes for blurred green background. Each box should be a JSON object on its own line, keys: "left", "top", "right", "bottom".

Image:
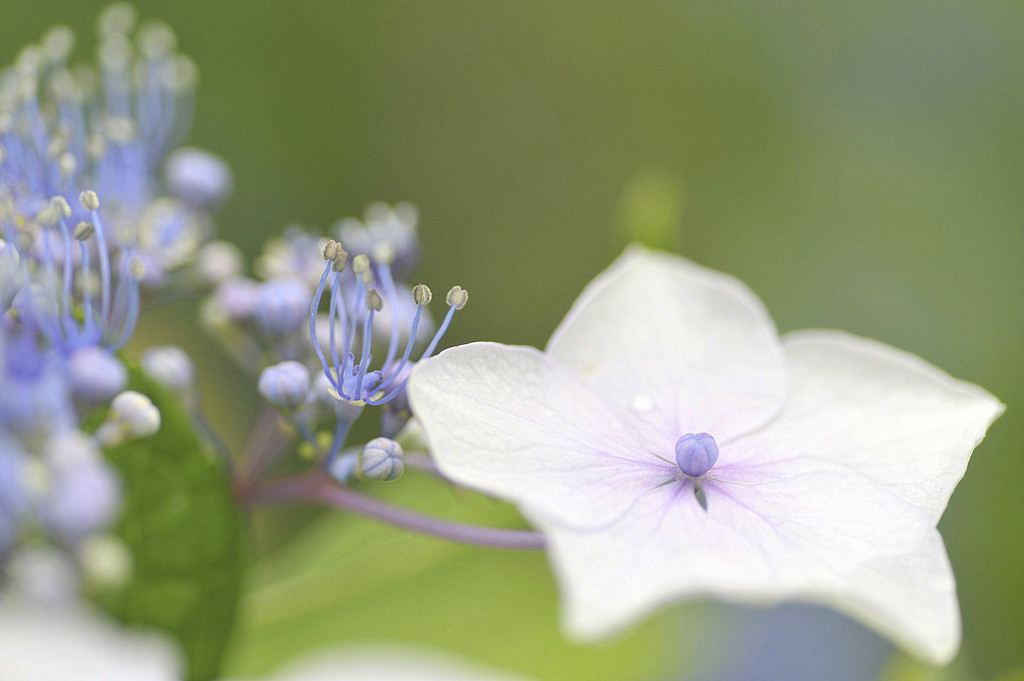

{"left": 3, "top": 1, "right": 1022, "bottom": 680}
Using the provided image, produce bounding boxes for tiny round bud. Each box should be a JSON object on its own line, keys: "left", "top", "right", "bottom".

{"left": 194, "top": 240, "right": 244, "bottom": 284}
{"left": 141, "top": 345, "right": 195, "bottom": 395}
{"left": 165, "top": 147, "right": 233, "bottom": 208}
{"left": 67, "top": 347, "right": 127, "bottom": 403}
{"left": 79, "top": 534, "right": 132, "bottom": 592}
{"left": 674, "top": 432, "right": 719, "bottom": 478}
{"left": 79, "top": 189, "right": 99, "bottom": 211}
{"left": 412, "top": 284, "right": 432, "bottom": 306}
{"left": 73, "top": 221, "right": 94, "bottom": 240}
{"left": 213, "top": 276, "right": 260, "bottom": 322}
{"left": 254, "top": 278, "right": 310, "bottom": 338}
{"left": 445, "top": 286, "right": 469, "bottom": 310}
{"left": 97, "top": 391, "right": 161, "bottom": 447}
{"left": 359, "top": 437, "right": 404, "bottom": 482}
{"left": 43, "top": 461, "right": 121, "bottom": 543}
{"left": 258, "top": 361, "right": 311, "bottom": 411}
{"left": 365, "top": 288, "right": 383, "bottom": 312}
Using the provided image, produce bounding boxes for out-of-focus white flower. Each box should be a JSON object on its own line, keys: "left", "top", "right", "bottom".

{"left": 410, "top": 246, "right": 1004, "bottom": 665}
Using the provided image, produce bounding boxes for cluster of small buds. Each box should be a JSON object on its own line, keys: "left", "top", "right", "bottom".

{"left": 208, "top": 203, "right": 466, "bottom": 478}
{"left": 0, "top": 5, "right": 217, "bottom": 597}
{"left": 0, "top": 4, "right": 232, "bottom": 295}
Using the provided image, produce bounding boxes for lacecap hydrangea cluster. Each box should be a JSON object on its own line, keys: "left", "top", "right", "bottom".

{"left": 0, "top": 4, "right": 232, "bottom": 583}
{"left": 203, "top": 202, "right": 467, "bottom": 485}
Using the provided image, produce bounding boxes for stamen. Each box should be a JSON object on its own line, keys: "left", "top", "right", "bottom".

{"left": 354, "top": 289, "right": 381, "bottom": 400}
{"left": 412, "top": 283, "right": 432, "bottom": 305}
{"left": 445, "top": 285, "right": 469, "bottom": 310}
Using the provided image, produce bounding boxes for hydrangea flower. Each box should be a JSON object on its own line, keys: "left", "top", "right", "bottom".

{"left": 409, "top": 246, "right": 1003, "bottom": 664}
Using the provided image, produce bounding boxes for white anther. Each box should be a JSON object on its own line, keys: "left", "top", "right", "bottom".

{"left": 73, "top": 221, "right": 94, "bottom": 240}
{"left": 445, "top": 285, "right": 469, "bottom": 309}
{"left": 98, "top": 3, "right": 137, "bottom": 37}
{"left": 42, "top": 26, "right": 75, "bottom": 63}
{"left": 50, "top": 196, "right": 71, "bottom": 218}
{"left": 138, "top": 21, "right": 176, "bottom": 59}
{"left": 371, "top": 241, "right": 395, "bottom": 265}
{"left": 87, "top": 133, "right": 107, "bottom": 160}
{"left": 323, "top": 239, "right": 342, "bottom": 261}
{"left": 99, "top": 34, "right": 132, "bottom": 72}
{"left": 128, "top": 256, "right": 146, "bottom": 280}
{"left": 352, "top": 253, "right": 370, "bottom": 274}
{"left": 58, "top": 152, "right": 78, "bottom": 177}
{"left": 366, "top": 288, "right": 384, "bottom": 312}
{"left": 167, "top": 55, "right": 198, "bottom": 91}
{"left": 412, "top": 283, "right": 432, "bottom": 306}
{"left": 79, "top": 190, "right": 100, "bottom": 211}
{"left": 104, "top": 116, "right": 136, "bottom": 145}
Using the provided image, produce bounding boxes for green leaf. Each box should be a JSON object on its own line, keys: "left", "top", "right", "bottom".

{"left": 98, "top": 367, "right": 246, "bottom": 681}
{"left": 225, "top": 472, "right": 694, "bottom": 681}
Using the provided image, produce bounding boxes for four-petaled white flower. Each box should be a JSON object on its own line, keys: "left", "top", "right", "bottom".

{"left": 409, "top": 246, "right": 1003, "bottom": 664}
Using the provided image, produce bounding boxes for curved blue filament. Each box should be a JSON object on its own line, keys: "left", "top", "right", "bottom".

{"left": 91, "top": 209, "right": 112, "bottom": 325}
{"left": 374, "top": 305, "right": 422, "bottom": 395}
{"left": 354, "top": 309, "right": 375, "bottom": 401}
{"left": 328, "top": 272, "right": 348, "bottom": 397}
{"left": 309, "top": 261, "right": 334, "bottom": 385}
{"left": 365, "top": 304, "right": 456, "bottom": 406}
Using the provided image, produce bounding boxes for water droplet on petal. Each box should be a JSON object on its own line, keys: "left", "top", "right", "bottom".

{"left": 630, "top": 393, "right": 654, "bottom": 413}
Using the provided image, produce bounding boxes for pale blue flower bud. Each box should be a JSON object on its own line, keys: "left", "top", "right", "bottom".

{"left": 328, "top": 451, "right": 359, "bottom": 483}
{"left": 258, "top": 361, "right": 310, "bottom": 410}
{"left": 67, "top": 346, "right": 127, "bottom": 403}
{"left": 194, "top": 240, "right": 244, "bottom": 285}
{"left": 213, "top": 276, "right": 260, "bottom": 322}
{"left": 675, "top": 432, "right": 719, "bottom": 478}
{"left": 359, "top": 437, "right": 404, "bottom": 481}
{"left": 165, "top": 147, "right": 233, "bottom": 208}
{"left": 254, "top": 277, "right": 310, "bottom": 338}
{"left": 141, "top": 345, "right": 194, "bottom": 395}
{"left": 43, "top": 460, "right": 121, "bottom": 543}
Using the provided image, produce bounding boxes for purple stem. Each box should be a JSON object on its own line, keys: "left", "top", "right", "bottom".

{"left": 248, "top": 473, "right": 545, "bottom": 551}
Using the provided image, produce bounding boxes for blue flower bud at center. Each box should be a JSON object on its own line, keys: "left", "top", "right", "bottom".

{"left": 674, "top": 432, "right": 719, "bottom": 478}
